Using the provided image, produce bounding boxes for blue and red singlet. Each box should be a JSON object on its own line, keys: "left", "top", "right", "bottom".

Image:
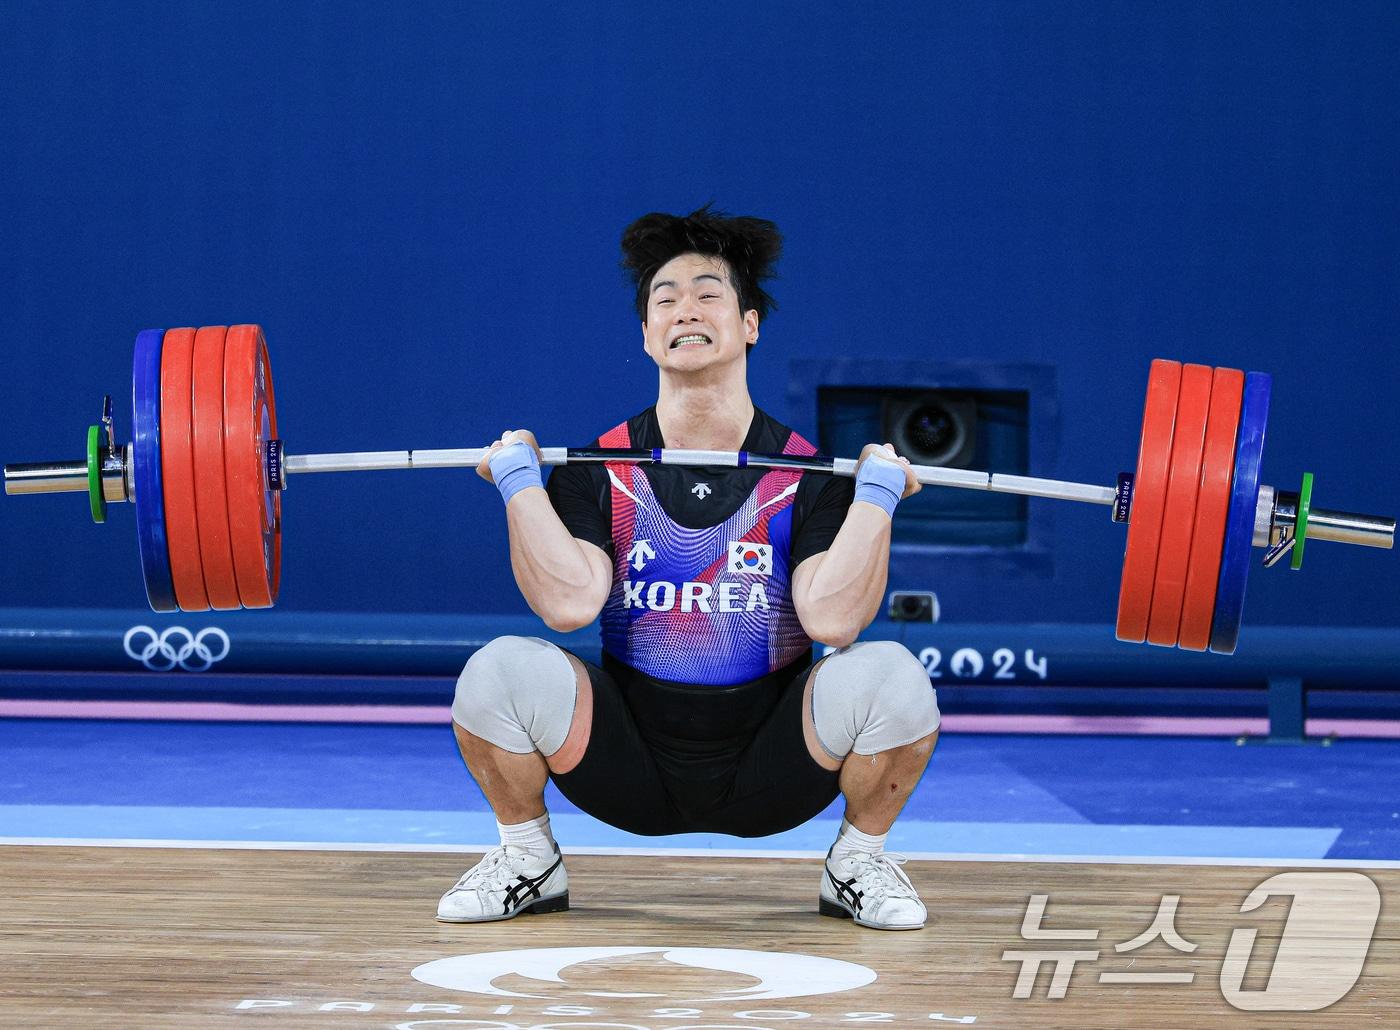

{"left": 544, "top": 407, "right": 854, "bottom": 688}
{"left": 596, "top": 418, "right": 814, "bottom": 685}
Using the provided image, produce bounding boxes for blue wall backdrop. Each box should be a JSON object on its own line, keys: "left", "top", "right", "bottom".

{"left": 2, "top": 1, "right": 1396, "bottom": 630}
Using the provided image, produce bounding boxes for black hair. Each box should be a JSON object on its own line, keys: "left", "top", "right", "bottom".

{"left": 620, "top": 205, "right": 782, "bottom": 326}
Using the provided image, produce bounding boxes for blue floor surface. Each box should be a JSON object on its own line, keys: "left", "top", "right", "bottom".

{"left": 2, "top": 719, "right": 1397, "bottom": 860}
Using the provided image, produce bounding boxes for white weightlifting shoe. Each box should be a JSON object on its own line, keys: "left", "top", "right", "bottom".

{"left": 437, "top": 844, "right": 569, "bottom": 923}
{"left": 819, "top": 849, "right": 927, "bottom": 930}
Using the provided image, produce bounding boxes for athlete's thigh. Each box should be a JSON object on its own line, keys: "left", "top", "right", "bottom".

{"left": 546, "top": 654, "right": 681, "bottom": 836}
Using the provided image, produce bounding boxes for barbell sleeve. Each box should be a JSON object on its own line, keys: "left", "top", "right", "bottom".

{"left": 4, "top": 453, "right": 128, "bottom": 501}
{"left": 1271, "top": 491, "right": 1395, "bottom": 550}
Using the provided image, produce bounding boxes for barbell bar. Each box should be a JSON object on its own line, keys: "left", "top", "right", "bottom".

{"left": 12, "top": 441, "right": 1390, "bottom": 552}
{"left": 4, "top": 326, "right": 1395, "bottom": 656}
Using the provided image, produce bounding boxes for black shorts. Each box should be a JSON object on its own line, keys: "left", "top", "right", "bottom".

{"left": 549, "top": 652, "right": 841, "bottom": 838}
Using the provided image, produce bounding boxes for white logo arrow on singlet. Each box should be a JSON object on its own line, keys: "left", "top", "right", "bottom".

{"left": 628, "top": 539, "right": 656, "bottom": 571}
{"left": 692, "top": 482, "right": 711, "bottom": 499}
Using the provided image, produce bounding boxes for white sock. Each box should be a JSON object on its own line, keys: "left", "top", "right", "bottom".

{"left": 497, "top": 813, "right": 556, "bottom": 861}
{"left": 830, "top": 818, "right": 888, "bottom": 863}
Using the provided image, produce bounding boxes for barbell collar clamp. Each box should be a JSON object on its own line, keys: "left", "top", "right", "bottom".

{"left": 1112, "top": 473, "right": 1135, "bottom": 524}
{"left": 101, "top": 395, "right": 115, "bottom": 452}
{"left": 1252, "top": 484, "right": 1277, "bottom": 547}
{"left": 267, "top": 438, "right": 286, "bottom": 491}
{"left": 108, "top": 446, "right": 129, "bottom": 503}
{"left": 1263, "top": 531, "right": 1296, "bottom": 568}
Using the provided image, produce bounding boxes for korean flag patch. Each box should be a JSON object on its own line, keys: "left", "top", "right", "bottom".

{"left": 729, "top": 541, "right": 773, "bottom": 576}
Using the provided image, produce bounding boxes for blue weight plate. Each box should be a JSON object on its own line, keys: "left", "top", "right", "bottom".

{"left": 132, "top": 328, "right": 177, "bottom": 612}
{"left": 1208, "top": 371, "right": 1272, "bottom": 654}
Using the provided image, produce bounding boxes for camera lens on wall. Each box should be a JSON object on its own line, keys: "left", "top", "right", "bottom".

{"left": 906, "top": 403, "right": 962, "bottom": 460}
{"left": 884, "top": 392, "right": 978, "bottom": 468}
{"left": 888, "top": 590, "right": 939, "bottom": 622}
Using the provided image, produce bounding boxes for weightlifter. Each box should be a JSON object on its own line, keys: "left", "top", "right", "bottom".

{"left": 439, "top": 207, "right": 941, "bottom": 930}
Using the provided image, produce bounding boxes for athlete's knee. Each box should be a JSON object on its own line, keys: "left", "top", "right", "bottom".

{"left": 451, "top": 635, "right": 578, "bottom": 756}
{"left": 811, "top": 640, "right": 940, "bottom": 761}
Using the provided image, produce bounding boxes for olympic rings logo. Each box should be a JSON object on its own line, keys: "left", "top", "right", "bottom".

{"left": 122, "top": 625, "right": 232, "bottom": 672}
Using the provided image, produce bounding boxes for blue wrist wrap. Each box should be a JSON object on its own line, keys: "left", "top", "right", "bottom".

{"left": 488, "top": 441, "right": 543, "bottom": 506}
{"left": 854, "top": 453, "right": 906, "bottom": 518}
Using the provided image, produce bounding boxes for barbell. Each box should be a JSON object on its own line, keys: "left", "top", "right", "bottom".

{"left": 4, "top": 325, "right": 1394, "bottom": 655}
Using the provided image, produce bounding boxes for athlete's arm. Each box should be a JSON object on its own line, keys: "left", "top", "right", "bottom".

{"left": 478, "top": 430, "right": 612, "bottom": 632}
{"left": 791, "top": 444, "right": 920, "bottom": 648}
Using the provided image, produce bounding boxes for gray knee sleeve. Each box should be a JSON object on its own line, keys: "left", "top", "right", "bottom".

{"left": 811, "top": 640, "right": 941, "bottom": 760}
{"left": 451, "top": 635, "right": 578, "bottom": 756}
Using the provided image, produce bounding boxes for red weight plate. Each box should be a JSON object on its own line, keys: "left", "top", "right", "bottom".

{"left": 223, "top": 324, "right": 281, "bottom": 608}
{"left": 191, "top": 325, "right": 242, "bottom": 611}
{"left": 1146, "top": 364, "right": 1214, "bottom": 646}
{"left": 1177, "top": 367, "right": 1244, "bottom": 651}
{"left": 1116, "top": 360, "right": 1182, "bottom": 643}
{"left": 159, "top": 327, "right": 210, "bottom": 612}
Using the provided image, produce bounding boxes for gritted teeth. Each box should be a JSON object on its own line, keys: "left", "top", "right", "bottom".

{"left": 671, "top": 333, "right": 712, "bottom": 349}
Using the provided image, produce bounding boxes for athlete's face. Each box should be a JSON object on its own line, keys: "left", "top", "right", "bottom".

{"left": 642, "top": 253, "right": 758, "bottom": 373}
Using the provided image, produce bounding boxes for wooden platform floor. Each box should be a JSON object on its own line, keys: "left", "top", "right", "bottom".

{"left": 0, "top": 846, "right": 1395, "bottom": 1028}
